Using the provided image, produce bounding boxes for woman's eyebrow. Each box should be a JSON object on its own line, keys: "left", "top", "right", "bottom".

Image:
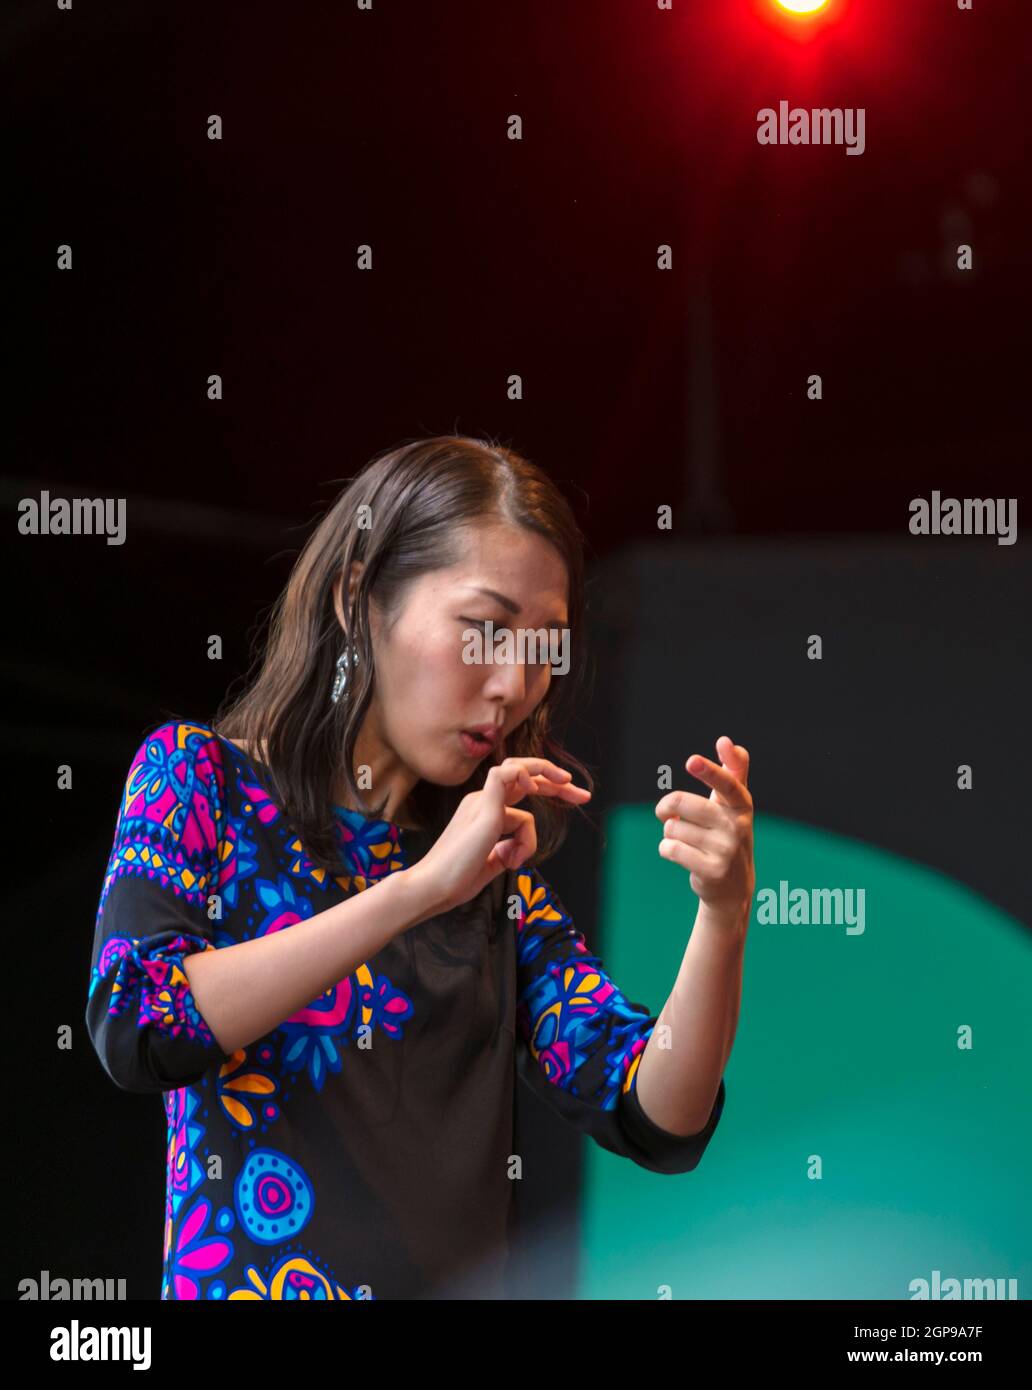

{"left": 462, "top": 585, "right": 568, "bottom": 624}
{"left": 462, "top": 585, "right": 520, "bottom": 614}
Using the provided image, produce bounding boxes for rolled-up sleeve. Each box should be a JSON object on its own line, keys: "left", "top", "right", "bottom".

{"left": 512, "top": 864, "right": 726, "bottom": 1175}
{"left": 86, "top": 721, "right": 233, "bottom": 1094}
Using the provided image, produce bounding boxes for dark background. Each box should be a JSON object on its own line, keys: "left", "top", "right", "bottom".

{"left": 4, "top": 0, "right": 1028, "bottom": 1299}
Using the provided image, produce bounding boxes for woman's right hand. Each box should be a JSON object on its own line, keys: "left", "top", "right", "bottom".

{"left": 408, "top": 757, "right": 591, "bottom": 917}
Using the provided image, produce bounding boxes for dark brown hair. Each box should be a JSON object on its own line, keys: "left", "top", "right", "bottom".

{"left": 209, "top": 434, "right": 595, "bottom": 880}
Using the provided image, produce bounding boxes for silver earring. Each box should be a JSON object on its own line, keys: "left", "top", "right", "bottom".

{"left": 331, "top": 644, "right": 360, "bottom": 704}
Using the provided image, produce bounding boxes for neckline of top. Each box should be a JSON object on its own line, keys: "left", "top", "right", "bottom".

{"left": 211, "top": 730, "right": 430, "bottom": 838}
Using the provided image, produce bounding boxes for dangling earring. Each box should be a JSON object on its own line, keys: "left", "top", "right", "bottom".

{"left": 331, "top": 644, "right": 360, "bottom": 704}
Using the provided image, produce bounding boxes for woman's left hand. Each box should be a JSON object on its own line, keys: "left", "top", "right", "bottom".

{"left": 655, "top": 736, "right": 755, "bottom": 919}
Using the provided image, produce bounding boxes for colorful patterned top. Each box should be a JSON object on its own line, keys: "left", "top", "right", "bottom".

{"left": 85, "top": 719, "right": 726, "bottom": 1300}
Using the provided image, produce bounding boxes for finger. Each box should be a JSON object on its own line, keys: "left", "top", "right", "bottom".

{"left": 660, "top": 817, "right": 727, "bottom": 854}
{"left": 495, "top": 807, "right": 536, "bottom": 867}
{"left": 485, "top": 764, "right": 537, "bottom": 807}
{"left": 501, "top": 757, "right": 574, "bottom": 783}
{"left": 657, "top": 835, "right": 719, "bottom": 874}
{"left": 654, "top": 789, "right": 722, "bottom": 827}
{"left": 685, "top": 754, "right": 751, "bottom": 811}
{"left": 489, "top": 763, "right": 589, "bottom": 807}
{"left": 485, "top": 841, "right": 519, "bottom": 876}
{"left": 716, "top": 735, "right": 750, "bottom": 788}
{"left": 522, "top": 776, "right": 592, "bottom": 802}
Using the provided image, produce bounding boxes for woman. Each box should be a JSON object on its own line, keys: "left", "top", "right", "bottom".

{"left": 85, "top": 434, "right": 754, "bottom": 1300}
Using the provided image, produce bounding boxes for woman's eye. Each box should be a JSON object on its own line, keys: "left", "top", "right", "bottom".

{"left": 458, "top": 619, "right": 552, "bottom": 670}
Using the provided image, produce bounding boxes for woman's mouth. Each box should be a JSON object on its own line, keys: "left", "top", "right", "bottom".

{"left": 459, "top": 730, "right": 493, "bottom": 757}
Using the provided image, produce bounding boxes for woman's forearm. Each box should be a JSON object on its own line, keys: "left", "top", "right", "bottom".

{"left": 181, "top": 866, "right": 434, "bottom": 1056}
{"left": 634, "top": 901, "right": 749, "bottom": 1135}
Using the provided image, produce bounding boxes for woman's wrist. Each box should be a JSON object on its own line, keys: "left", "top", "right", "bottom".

{"left": 384, "top": 863, "right": 445, "bottom": 931}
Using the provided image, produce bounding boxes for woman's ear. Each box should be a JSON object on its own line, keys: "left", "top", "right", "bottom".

{"left": 347, "top": 561, "right": 364, "bottom": 614}
{"left": 331, "top": 572, "right": 347, "bottom": 635}
{"left": 333, "top": 561, "right": 365, "bottom": 635}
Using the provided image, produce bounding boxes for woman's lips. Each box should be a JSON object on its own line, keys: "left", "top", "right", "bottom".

{"left": 459, "top": 730, "right": 492, "bottom": 757}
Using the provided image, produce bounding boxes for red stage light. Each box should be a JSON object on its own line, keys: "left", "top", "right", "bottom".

{"left": 760, "top": 0, "right": 841, "bottom": 39}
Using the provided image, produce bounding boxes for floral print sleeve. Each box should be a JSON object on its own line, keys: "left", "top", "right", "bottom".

{"left": 512, "top": 863, "right": 726, "bottom": 1175}
{"left": 86, "top": 722, "right": 233, "bottom": 1094}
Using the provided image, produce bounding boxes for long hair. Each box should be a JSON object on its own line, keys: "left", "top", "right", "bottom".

{"left": 207, "top": 434, "right": 595, "bottom": 881}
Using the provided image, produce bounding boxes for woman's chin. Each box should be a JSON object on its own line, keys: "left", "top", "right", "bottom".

{"left": 412, "top": 757, "right": 477, "bottom": 788}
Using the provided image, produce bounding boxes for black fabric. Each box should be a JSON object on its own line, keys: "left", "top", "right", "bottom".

{"left": 85, "top": 719, "right": 725, "bottom": 1300}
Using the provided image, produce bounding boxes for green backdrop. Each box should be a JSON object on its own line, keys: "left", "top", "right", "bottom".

{"left": 580, "top": 807, "right": 1032, "bottom": 1300}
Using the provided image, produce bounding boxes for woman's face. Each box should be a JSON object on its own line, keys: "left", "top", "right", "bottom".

{"left": 345, "top": 520, "right": 570, "bottom": 795}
